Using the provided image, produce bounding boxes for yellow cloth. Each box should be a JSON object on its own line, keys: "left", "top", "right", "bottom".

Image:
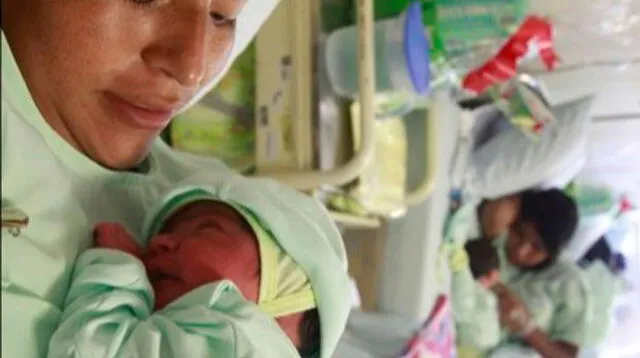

{"left": 457, "top": 345, "right": 484, "bottom": 358}
{"left": 234, "top": 205, "right": 316, "bottom": 318}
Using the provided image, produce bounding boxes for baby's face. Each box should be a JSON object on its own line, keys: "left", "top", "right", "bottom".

{"left": 142, "top": 201, "right": 261, "bottom": 311}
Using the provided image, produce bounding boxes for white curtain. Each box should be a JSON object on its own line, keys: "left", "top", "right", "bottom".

{"left": 577, "top": 119, "right": 640, "bottom": 205}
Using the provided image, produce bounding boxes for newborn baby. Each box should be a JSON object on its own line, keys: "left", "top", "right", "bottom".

{"left": 465, "top": 239, "right": 501, "bottom": 290}
{"left": 94, "top": 200, "right": 318, "bottom": 351}
{"left": 48, "top": 178, "right": 351, "bottom": 358}
{"left": 450, "top": 239, "right": 502, "bottom": 356}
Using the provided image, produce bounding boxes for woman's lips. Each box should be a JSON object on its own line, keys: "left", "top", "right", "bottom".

{"left": 104, "top": 92, "right": 177, "bottom": 131}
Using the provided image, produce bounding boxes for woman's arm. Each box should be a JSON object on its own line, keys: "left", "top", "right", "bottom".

{"left": 494, "top": 285, "right": 579, "bottom": 358}
{"left": 522, "top": 330, "right": 578, "bottom": 358}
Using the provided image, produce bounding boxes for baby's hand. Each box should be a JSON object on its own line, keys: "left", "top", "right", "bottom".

{"left": 94, "top": 222, "right": 143, "bottom": 258}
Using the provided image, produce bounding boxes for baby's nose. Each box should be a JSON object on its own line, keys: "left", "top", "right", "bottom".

{"left": 149, "top": 234, "right": 179, "bottom": 253}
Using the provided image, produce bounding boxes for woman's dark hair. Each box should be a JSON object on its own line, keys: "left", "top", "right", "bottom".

{"left": 465, "top": 239, "right": 500, "bottom": 279}
{"left": 519, "top": 189, "right": 578, "bottom": 270}
{"left": 298, "top": 309, "right": 321, "bottom": 357}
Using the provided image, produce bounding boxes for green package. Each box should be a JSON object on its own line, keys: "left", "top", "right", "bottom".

{"left": 434, "top": 0, "right": 528, "bottom": 58}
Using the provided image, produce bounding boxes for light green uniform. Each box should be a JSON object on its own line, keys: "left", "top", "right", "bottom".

{"left": 48, "top": 250, "right": 301, "bottom": 358}
{"left": 446, "top": 202, "right": 593, "bottom": 354}
{"left": 47, "top": 176, "right": 352, "bottom": 358}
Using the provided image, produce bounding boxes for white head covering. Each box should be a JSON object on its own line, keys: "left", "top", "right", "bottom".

{"left": 181, "top": 0, "right": 281, "bottom": 111}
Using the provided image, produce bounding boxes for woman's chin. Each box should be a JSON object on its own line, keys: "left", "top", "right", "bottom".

{"left": 76, "top": 125, "right": 158, "bottom": 171}
{"left": 92, "top": 143, "right": 154, "bottom": 171}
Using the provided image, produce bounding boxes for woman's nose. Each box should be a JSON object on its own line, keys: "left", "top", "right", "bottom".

{"left": 143, "top": 11, "right": 209, "bottom": 87}
{"left": 517, "top": 244, "right": 532, "bottom": 260}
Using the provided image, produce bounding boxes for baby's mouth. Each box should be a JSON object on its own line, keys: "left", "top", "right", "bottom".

{"left": 143, "top": 255, "right": 180, "bottom": 283}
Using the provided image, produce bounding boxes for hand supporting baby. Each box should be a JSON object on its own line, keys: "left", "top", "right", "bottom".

{"left": 492, "top": 283, "right": 537, "bottom": 337}
{"left": 94, "top": 222, "right": 144, "bottom": 259}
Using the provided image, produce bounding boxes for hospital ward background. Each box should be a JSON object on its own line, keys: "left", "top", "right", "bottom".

{"left": 162, "top": 0, "right": 640, "bottom": 356}
{"left": 163, "top": 0, "right": 640, "bottom": 356}
{"left": 5, "top": 0, "right": 640, "bottom": 357}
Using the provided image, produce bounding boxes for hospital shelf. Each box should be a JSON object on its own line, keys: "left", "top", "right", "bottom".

{"left": 253, "top": 0, "right": 437, "bottom": 228}
{"left": 329, "top": 211, "right": 381, "bottom": 230}
{"left": 254, "top": 0, "right": 376, "bottom": 190}
{"left": 405, "top": 102, "right": 438, "bottom": 206}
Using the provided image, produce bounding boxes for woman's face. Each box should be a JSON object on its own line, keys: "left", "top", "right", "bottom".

{"left": 479, "top": 195, "right": 521, "bottom": 239}
{"left": 506, "top": 220, "right": 550, "bottom": 269}
{"left": 2, "top": 0, "right": 245, "bottom": 169}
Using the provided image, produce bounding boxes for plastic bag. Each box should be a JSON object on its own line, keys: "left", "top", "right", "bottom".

{"left": 434, "top": 0, "right": 640, "bottom": 92}
{"left": 487, "top": 75, "right": 555, "bottom": 141}
{"left": 527, "top": 0, "right": 640, "bottom": 70}
{"left": 461, "top": 15, "right": 558, "bottom": 94}
{"left": 400, "top": 296, "right": 457, "bottom": 358}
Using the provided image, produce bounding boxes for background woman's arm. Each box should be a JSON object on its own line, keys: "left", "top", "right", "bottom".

{"left": 495, "top": 277, "right": 588, "bottom": 358}
{"left": 522, "top": 329, "right": 578, "bottom": 358}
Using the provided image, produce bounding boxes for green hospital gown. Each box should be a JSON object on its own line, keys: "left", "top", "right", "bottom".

{"left": 492, "top": 235, "right": 592, "bottom": 348}
{"left": 48, "top": 249, "right": 301, "bottom": 358}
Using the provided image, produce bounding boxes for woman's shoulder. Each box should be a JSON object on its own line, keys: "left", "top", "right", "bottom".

{"left": 540, "top": 257, "right": 590, "bottom": 293}
{"left": 544, "top": 257, "right": 584, "bottom": 278}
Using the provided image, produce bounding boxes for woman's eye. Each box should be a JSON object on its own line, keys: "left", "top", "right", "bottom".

{"left": 210, "top": 12, "right": 234, "bottom": 27}
{"left": 130, "top": 0, "right": 155, "bottom": 6}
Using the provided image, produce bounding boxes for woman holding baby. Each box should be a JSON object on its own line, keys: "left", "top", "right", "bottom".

{"left": 468, "top": 189, "right": 591, "bottom": 358}
{"left": 1, "top": 1, "right": 351, "bottom": 357}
